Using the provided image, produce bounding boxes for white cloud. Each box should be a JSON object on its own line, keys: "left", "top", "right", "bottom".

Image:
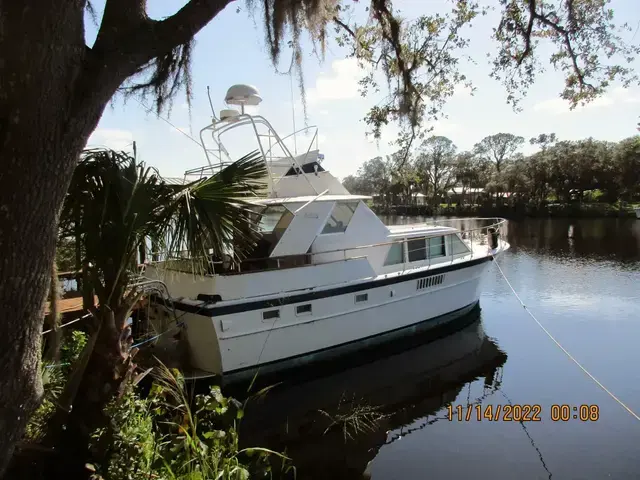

{"left": 87, "top": 128, "right": 133, "bottom": 150}
{"left": 533, "top": 87, "right": 640, "bottom": 115}
{"left": 306, "top": 58, "right": 365, "bottom": 105}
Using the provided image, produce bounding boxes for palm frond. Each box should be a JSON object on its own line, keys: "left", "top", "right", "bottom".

{"left": 61, "top": 149, "right": 176, "bottom": 307}
{"left": 162, "top": 150, "right": 268, "bottom": 263}
{"left": 60, "top": 148, "right": 268, "bottom": 307}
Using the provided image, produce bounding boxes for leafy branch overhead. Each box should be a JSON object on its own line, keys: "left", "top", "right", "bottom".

{"left": 492, "top": 0, "right": 640, "bottom": 106}
{"left": 332, "top": 0, "right": 639, "bottom": 141}
{"left": 92, "top": 0, "right": 638, "bottom": 145}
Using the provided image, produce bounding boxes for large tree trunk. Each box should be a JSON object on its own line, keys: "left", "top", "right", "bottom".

{"left": 1, "top": 0, "right": 234, "bottom": 473}
{"left": 0, "top": 3, "right": 116, "bottom": 474}
{"left": 0, "top": 121, "right": 104, "bottom": 475}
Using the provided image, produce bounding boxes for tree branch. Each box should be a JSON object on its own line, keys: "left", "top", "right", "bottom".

{"left": 148, "top": 0, "right": 237, "bottom": 58}
{"left": 91, "top": 0, "right": 236, "bottom": 72}
{"left": 333, "top": 16, "right": 356, "bottom": 39}
{"left": 78, "top": 0, "right": 236, "bottom": 114}
{"left": 512, "top": 0, "right": 590, "bottom": 90}
{"left": 516, "top": 0, "right": 537, "bottom": 65}
{"left": 94, "top": 0, "right": 148, "bottom": 51}
{"left": 533, "top": 9, "right": 588, "bottom": 88}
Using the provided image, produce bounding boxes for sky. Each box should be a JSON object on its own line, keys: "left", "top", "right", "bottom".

{"left": 86, "top": 0, "right": 640, "bottom": 181}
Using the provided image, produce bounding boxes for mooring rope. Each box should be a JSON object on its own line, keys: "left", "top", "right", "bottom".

{"left": 491, "top": 254, "right": 640, "bottom": 422}
{"left": 42, "top": 312, "right": 93, "bottom": 335}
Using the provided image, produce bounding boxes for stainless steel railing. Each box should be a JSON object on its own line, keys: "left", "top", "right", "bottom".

{"left": 148, "top": 218, "right": 507, "bottom": 276}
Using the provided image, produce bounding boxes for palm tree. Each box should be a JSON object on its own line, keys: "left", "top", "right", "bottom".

{"left": 49, "top": 148, "right": 267, "bottom": 462}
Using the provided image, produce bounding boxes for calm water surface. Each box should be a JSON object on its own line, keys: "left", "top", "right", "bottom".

{"left": 241, "top": 217, "right": 640, "bottom": 480}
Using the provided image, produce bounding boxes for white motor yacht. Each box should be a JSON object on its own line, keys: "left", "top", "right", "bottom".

{"left": 143, "top": 84, "right": 510, "bottom": 382}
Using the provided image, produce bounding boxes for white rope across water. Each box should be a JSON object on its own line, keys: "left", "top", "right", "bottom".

{"left": 491, "top": 254, "right": 640, "bottom": 422}
{"left": 42, "top": 312, "right": 93, "bottom": 335}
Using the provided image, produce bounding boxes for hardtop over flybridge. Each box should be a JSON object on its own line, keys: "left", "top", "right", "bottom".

{"left": 143, "top": 84, "right": 510, "bottom": 382}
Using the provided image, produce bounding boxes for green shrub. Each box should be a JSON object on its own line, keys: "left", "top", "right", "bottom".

{"left": 25, "top": 330, "right": 88, "bottom": 442}
{"left": 89, "top": 364, "right": 290, "bottom": 480}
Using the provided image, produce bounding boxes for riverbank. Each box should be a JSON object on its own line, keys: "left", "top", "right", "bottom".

{"left": 371, "top": 202, "right": 639, "bottom": 219}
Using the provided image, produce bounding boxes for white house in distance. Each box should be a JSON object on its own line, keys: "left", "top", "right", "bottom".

{"left": 370, "top": 192, "right": 427, "bottom": 205}
{"left": 447, "top": 187, "right": 485, "bottom": 196}
{"left": 413, "top": 192, "right": 427, "bottom": 205}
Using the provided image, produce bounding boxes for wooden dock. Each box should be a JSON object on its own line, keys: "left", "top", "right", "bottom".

{"left": 45, "top": 295, "right": 147, "bottom": 318}
{"left": 45, "top": 295, "right": 97, "bottom": 317}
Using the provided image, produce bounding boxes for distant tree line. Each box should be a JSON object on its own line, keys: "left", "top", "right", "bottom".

{"left": 342, "top": 133, "right": 640, "bottom": 208}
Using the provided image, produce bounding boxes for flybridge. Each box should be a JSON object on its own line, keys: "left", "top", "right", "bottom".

{"left": 184, "top": 84, "right": 347, "bottom": 198}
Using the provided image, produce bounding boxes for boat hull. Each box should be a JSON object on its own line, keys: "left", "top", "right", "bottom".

{"left": 174, "top": 256, "right": 494, "bottom": 381}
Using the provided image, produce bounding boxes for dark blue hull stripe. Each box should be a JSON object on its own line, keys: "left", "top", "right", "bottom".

{"left": 164, "top": 256, "right": 491, "bottom": 316}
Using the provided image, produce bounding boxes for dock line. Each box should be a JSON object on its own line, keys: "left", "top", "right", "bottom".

{"left": 491, "top": 254, "right": 640, "bottom": 422}
{"left": 42, "top": 312, "right": 93, "bottom": 335}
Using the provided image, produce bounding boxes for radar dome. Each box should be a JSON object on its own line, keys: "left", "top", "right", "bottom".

{"left": 224, "top": 84, "right": 262, "bottom": 107}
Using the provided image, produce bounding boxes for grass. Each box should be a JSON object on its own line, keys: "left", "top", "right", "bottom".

{"left": 318, "top": 393, "right": 385, "bottom": 442}
{"left": 89, "top": 363, "right": 292, "bottom": 480}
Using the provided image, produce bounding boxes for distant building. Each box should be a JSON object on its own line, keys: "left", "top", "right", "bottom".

{"left": 412, "top": 192, "right": 427, "bottom": 205}
{"left": 446, "top": 187, "right": 485, "bottom": 196}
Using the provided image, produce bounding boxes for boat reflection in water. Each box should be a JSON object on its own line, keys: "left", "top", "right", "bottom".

{"left": 238, "top": 308, "right": 507, "bottom": 479}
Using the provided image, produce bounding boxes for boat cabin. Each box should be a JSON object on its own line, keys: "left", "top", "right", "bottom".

{"left": 206, "top": 194, "right": 472, "bottom": 278}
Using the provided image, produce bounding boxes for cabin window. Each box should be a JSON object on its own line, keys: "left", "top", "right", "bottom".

{"left": 262, "top": 309, "right": 280, "bottom": 321}
{"left": 384, "top": 242, "right": 404, "bottom": 265}
{"left": 321, "top": 201, "right": 358, "bottom": 234}
{"left": 258, "top": 206, "right": 290, "bottom": 233}
{"left": 450, "top": 235, "right": 470, "bottom": 255}
{"left": 428, "top": 236, "right": 446, "bottom": 258}
{"left": 407, "top": 238, "right": 427, "bottom": 262}
{"left": 355, "top": 293, "right": 368, "bottom": 303}
{"left": 296, "top": 304, "right": 312, "bottom": 315}
{"left": 273, "top": 210, "right": 294, "bottom": 239}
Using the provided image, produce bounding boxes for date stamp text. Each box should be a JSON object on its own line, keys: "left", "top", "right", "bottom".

{"left": 447, "top": 404, "right": 600, "bottom": 422}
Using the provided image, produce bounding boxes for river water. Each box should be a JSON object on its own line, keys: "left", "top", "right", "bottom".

{"left": 240, "top": 217, "right": 640, "bottom": 480}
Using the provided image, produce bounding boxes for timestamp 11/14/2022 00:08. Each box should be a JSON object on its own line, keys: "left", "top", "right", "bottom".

{"left": 447, "top": 404, "right": 600, "bottom": 422}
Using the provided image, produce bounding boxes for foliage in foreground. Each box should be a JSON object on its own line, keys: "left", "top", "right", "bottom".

{"left": 43, "top": 148, "right": 269, "bottom": 465}
{"left": 22, "top": 330, "right": 386, "bottom": 480}
{"left": 88, "top": 364, "right": 290, "bottom": 480}
{"left": 25, "top": 331, "right": 88, "bottom": 443}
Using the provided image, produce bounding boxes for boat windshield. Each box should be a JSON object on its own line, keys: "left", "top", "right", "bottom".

{"left": 257, "top": 205, "right": 292, "bottom": 232}
{"left": 235, "top": 204, "right": 302, "bottom": 271}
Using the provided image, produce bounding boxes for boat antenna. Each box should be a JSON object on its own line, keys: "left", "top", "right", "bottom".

{"left": 207, "top": 86, "right": 218, "bottom": 122}
{"left": 290, "top": 74, "right": 298, "bottom": 155}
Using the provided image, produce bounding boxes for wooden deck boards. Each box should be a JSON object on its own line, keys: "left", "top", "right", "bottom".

{"left": 45, "top": 296, "right": 147, "bottom": 316}
{"left": 45, "top": 296, "right": 97, "bottom": 316}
